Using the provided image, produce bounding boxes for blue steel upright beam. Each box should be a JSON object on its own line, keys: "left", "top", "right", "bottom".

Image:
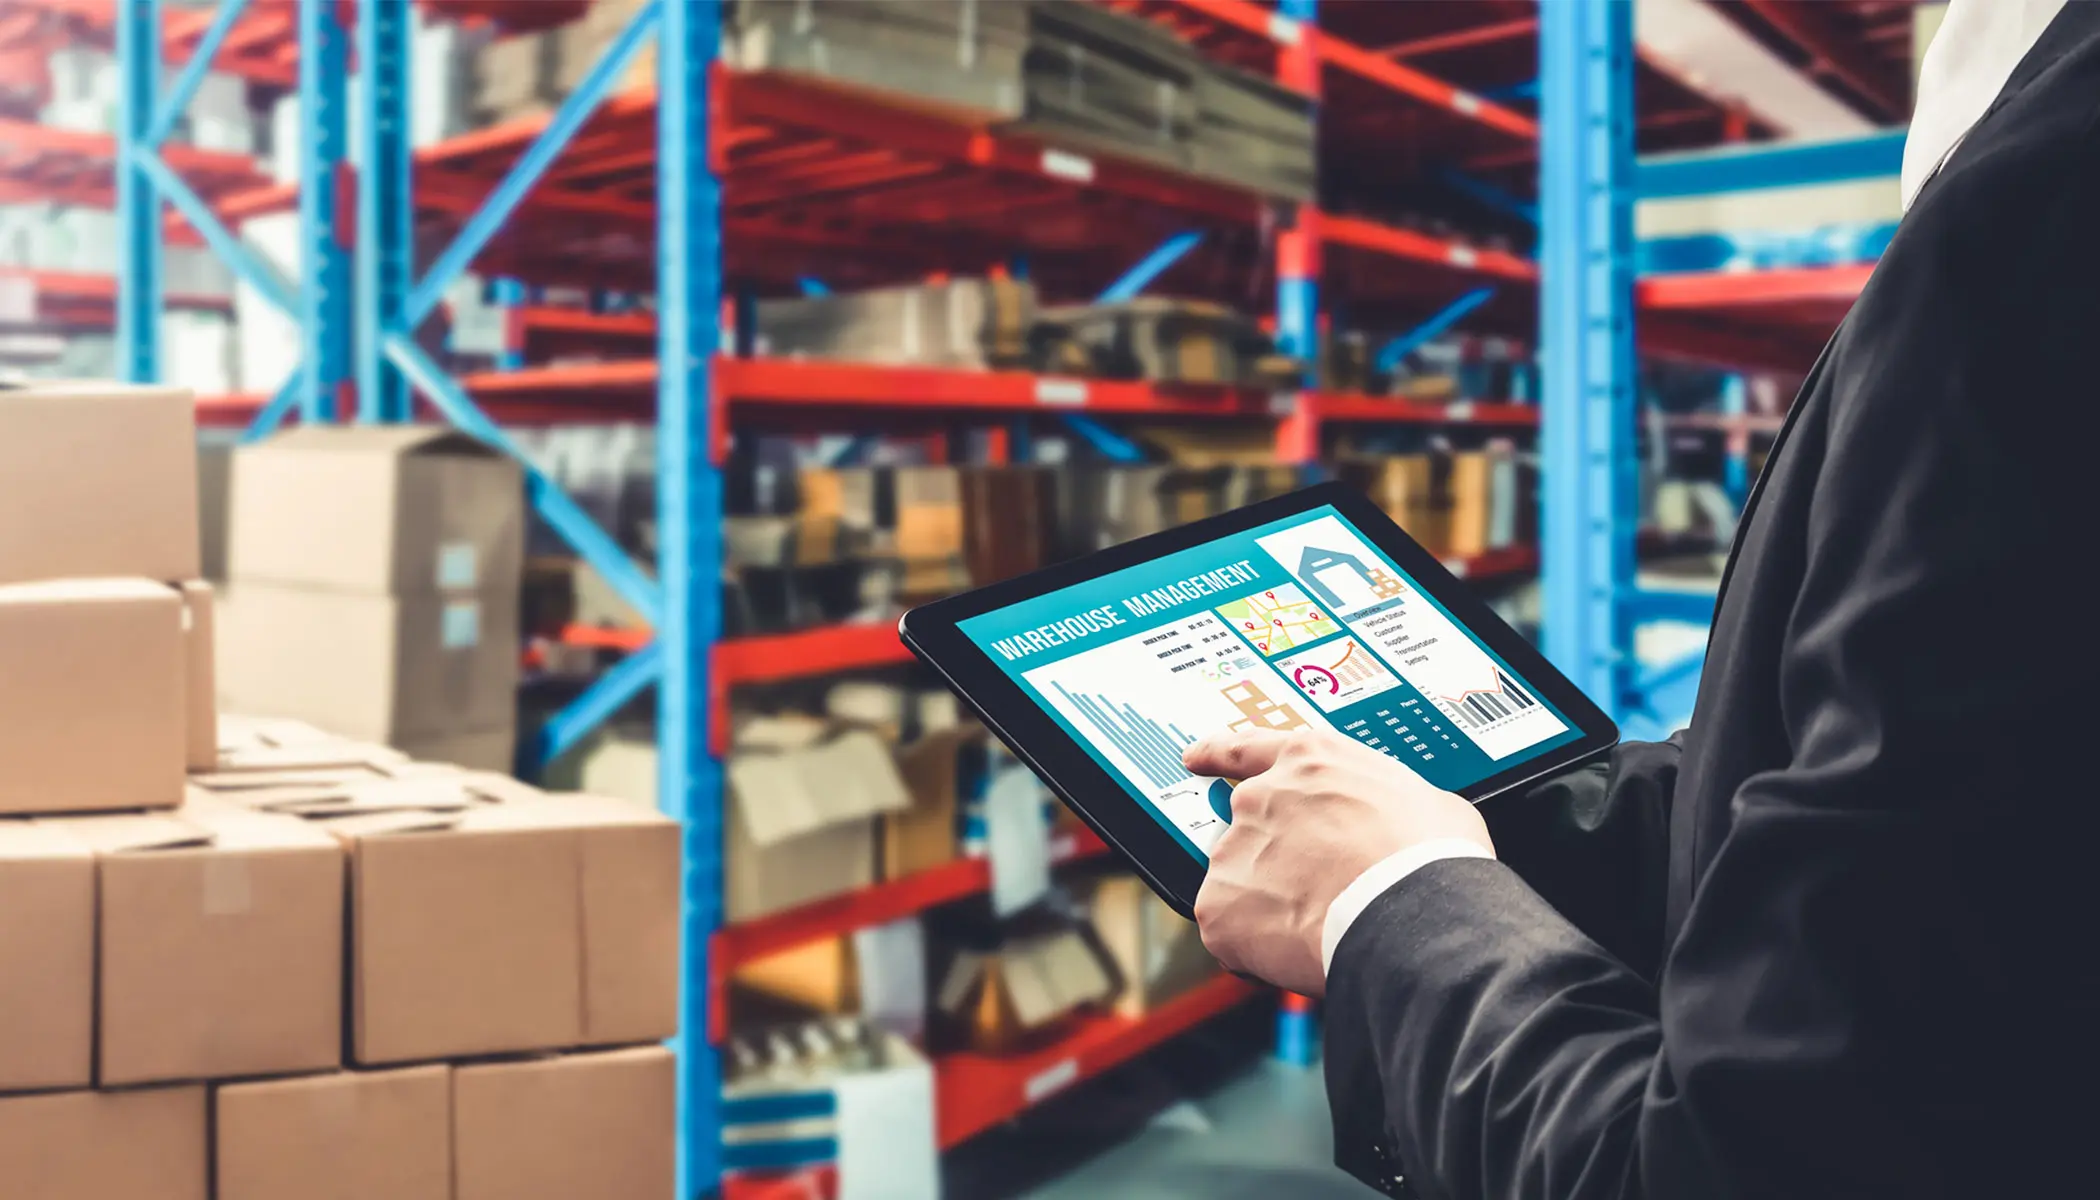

{"left": 1540, "top": 0, "right": 1639, "bottom": 713}
{"left": 357, "top": 0, "right": 414, "bottom": 423}
{"left": 659, "top": 0, "right": 725, "bottom": 1192}
{"left": 296, "top": 0, "right": 350, "bottom": 423}
{"left": 115, "top": 0, "right": 162, "bottom": 383}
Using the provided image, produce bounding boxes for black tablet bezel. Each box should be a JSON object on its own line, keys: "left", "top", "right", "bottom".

{"left": 899, "top": 480, "right": 1620, "bottom": 917}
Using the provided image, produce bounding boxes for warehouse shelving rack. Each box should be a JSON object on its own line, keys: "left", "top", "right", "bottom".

{"left": 58, "top": 0, "right": 1906, "bottom": 1193}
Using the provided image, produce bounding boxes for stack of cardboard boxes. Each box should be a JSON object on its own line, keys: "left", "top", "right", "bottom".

{"left": 216, "top": 427, "right": 526, "bottom": 771}
{"left": 0, "top": 384, "right": 681, "bottom": 1200}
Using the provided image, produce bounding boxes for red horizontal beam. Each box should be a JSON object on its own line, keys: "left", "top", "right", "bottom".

{"left": 1321, "top": 213, "right": 1538, "bottom": 282}
{"left": 1637, "top": 263, "right": 1873, "bottom": 310}
{"left": 935, "top": 974, "right": 1262, "bottom": 1148}
{"left": 716, "top": 829, "right": 1107, "bottom": 973}
{"left": 1306, "top": 393, "right": 1538, "bottom": 428}
{"left": 1375, "top": 17, "right": 1538, "bottom": 61}
{"left": 712, "top": 621, "right": 915, "bottom": 686}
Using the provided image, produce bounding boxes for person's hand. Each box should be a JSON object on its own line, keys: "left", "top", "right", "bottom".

{"left": 1182, "top": 727, "right": 1493, "bottom": 998}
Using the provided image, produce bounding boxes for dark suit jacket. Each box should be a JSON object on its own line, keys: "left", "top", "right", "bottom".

{"left": 1324, "top": 9, "right": 2100, "bottom": 1199}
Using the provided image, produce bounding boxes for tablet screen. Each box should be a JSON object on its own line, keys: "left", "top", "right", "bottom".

{"left": 956, "top": 505, "right": 1585, "bottom": 860}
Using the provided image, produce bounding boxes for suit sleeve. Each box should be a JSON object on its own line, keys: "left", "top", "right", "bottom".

{"left": 1482, "top": 733, "right": 1681, "bottom": 981}
{"left": 1323, "top": 126, "right": 2100, "bottom": 1200}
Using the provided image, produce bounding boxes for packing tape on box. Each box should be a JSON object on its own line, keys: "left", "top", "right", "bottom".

{"left": 202, "top": 854, "right": 252, "bottom": 916}
{"left": 438, "top": 542, "right": 480, "bottom": 590}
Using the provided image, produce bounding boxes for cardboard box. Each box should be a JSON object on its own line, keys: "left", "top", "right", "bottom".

{"left": 1447, "top": 450, "right": 1494, "bottom": 560}
{"left": 0, "top": 1085, "right": 205, "bottom": 1200}
{"left": 58, "top": 802, "right": 344, "bottom": 1085}
{"left": 0, "top": 381, "right": 200, "bottom": 585}
{"left": 181, "top": 579, "right": 218, "bottom": 771}
{"left": 1088, "top": 874, "right": 1218, "bottom": 1017}
{"left": 228, "top": 426, "right": 524, "bottom": 597}
{"left": 733, "top": 938, "right": 857, "bottom": 1015}
{"left": 726, "top": 722, "right": 913, "bottom": 921}
{"left": 0, "top": 820, "right": 94, "bottom": 1091}
{"left": 936, "top": 928, "right": 1116, "bottom": 1054}
{"left": 198, "top": 441, "right": 233, "bottom": 581}
{"left": 454, "top": 1047, "right": 675, "bottom": 1200}
{"left": 338, "top": 780, "right": 679, "bottom": 1064}
{"left": 216, "top": 583, "right": 520, "bottom": 744}
{"left": 582, "top": 720, "right": 911, "bottom": 922}
{"left": 0, "top": 578, "right": 185, "bottom": 816}
{"left": 884, "top": 725, "right": 983, "bottom": 878}
{"left": 215, "top": 1066, "right": 451, "bottom": 1200}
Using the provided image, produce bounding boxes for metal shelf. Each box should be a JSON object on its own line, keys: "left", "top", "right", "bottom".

{"left": 934, "top": 973, "right": 1263, "bottom": 1148}
{"left": 714, "top": 829, "right": 1110, "bottom": 983}
{"left": 0, "top": 267, "right": 230, "bottom": 330}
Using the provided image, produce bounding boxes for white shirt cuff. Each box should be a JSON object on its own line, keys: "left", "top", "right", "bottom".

{"left": 1322, "top": 839, "right": 1496, "bottom": 976}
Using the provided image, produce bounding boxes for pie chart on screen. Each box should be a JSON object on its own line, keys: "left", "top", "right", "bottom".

{"left": 1208, "top": 778, "right": 1236, "bottom": 824}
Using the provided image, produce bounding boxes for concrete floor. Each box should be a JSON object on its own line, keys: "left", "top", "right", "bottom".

{"left": 1019, "top": 1060, "right": 1365, "bottom": 1200}
{"left": 944, "top": 1005, "right": 1369, "bottom": 1199}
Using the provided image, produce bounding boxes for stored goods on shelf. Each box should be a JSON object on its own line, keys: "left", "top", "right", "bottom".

{"left": 722, "top": 1021, "right": 937, "bottom": 1190}
{"left": 0, "top": 1084, "right": 205, "bottom": 1200}
{"left": 755, "top": 277, "right": 1036, "bottom": 371}
{"left": 887, "top": 723, "right": 985, "bottom": 879}
{"left": 1017, "top": 0, "right": 1200, "bottom": 172}
{"left": 215, "top": 1066, "right": 451, "bottom": 1200}
{"left": 1190, "top": 58, "right": 1317, "bottom": 201}
{"left": 730, "top": 0, "right": 1027, "bottom": 123}
{"left": 1035, "top": 297, "right": 1297, "bottom": 388}
{"left": 1087, "top": 874, "right": 1221, "bottom": 1018}
{"left": 935, "top": 926, "right": 1117, "bottom": 1055}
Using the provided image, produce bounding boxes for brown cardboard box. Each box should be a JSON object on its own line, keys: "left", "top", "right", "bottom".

{"left": 726, "top": 721, "right": 913, "bottom": 921}
{"left": 936, "top": 928, "right": 1116, "bottom": 1054}
{"left": 57, "top": 802, "right": 343, "bottom": 1086}
{"left": 0, "top": 820, "right": 94, "bottom": 1091}
{"left": 181, "top": 579, "right": 218, "bottom": 771}
{"left": 1447, "top": 451, "right": 1493, "bottom": 560}
{"left": 454, "top": 1047, "right": 675, "bottom": 1200}
{"left": 0, "top": 381, "right": 200, "bottom": 586}
{"left": 1088, "top": 874, "right": 1218, "bottom": 1017}
{"left": 884, "top": 725, "right": 983, "bottom": 878}
{"left": 0, "top": 1085, "right": 205, "bottom": 1200}
{"left": 733, "top": 937, "right": 857, "bottom": 1014}
{"left": 579, "top": 720, "right": 910, "bottom": 922}
{"left": 217, "top": 583, "right": 519, "bottom": 745}
{"left": 215, "top": 1066, "right": 451, "bottom": 1200}
{"left": 227, "top": 426, "right": 523, "bottom": 598}
{"left": 0, "top": 578, "right": 185, "bottom": 816}
{"left": 338, "top": 779, "right": 679, "bottom": 1064}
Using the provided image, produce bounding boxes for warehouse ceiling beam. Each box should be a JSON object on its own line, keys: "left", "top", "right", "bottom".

{"left": 405, "top": 0, "right": 664, "bottom": 326}
{"left": 1733, "top": 0, "right": 1907, "bottom": 123}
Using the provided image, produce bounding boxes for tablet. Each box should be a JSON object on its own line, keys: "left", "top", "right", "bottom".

{"left": 900, "top": 481, "right": 1618, "bottom": 916}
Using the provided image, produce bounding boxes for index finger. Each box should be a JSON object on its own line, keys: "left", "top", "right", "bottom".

{"left": 1183, "top": 728, "right": 1293, "bottom": 779}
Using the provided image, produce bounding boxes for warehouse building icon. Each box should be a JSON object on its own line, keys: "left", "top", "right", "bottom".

{"left": 1297, "top": 546, "right": 1405, "bottom": 608}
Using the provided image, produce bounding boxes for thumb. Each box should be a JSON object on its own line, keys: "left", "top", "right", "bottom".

{"left": 1183, "top": 728, "right": 1293, "bottom": 779}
